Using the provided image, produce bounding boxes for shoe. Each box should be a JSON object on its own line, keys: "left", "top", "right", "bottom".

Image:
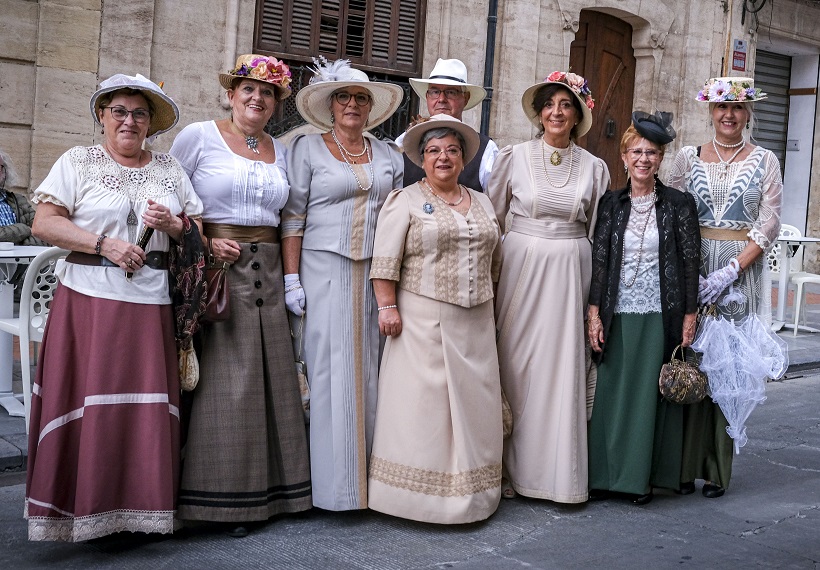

{"left": 675, "top": 481, "right": 696, "bottom": 495}
{"left": 501, "top": 479, "right": 517, "bottom": 499}
{"left": 225, "top": 525, "right": 249, "bottom": 538}
{"left": 630, "top": 492, "right": 653, "bottom": 505}
{"left": 702, "top": 483, "right": 725, "bottom": 498}
{"left": 588, "top": 488, "right": 610, "bottom": 501}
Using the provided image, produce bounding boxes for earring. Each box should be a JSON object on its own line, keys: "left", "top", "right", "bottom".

{"left": 623, "top": 164, "right": 628, "bottom": 174}
{"left": 746, "top": 121, "right": 750, "bottom": 130}
{"left": 708, "top": 119, "right": 712, "bottom": 126}
{"left": 330, "top": 114, "right": 335, "bottom": 125}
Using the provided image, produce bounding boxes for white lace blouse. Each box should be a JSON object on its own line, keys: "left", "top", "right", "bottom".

{"left": 615, "top": 193, "right": 661, "bottom": 314}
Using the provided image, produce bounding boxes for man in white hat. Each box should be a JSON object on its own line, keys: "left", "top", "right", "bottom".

{"left": 398, "top": 58, "right": 498, "bottom": 192}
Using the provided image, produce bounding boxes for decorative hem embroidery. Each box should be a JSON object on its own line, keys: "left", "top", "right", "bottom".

{"left": 369, "top": 456, "right": 501, "bottom": 497}
{"left": 25, "top": 502, "right": 175, "bottom": 542}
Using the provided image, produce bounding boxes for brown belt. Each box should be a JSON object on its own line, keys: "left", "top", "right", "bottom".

{"left": 203, "top": 223, "right": 280, "bottom": 243}
{"left": 700, "top": 227, "right": 749, "bottom": 241}
{"left": 66, "top": 251, "right": 169, "bottom": 270}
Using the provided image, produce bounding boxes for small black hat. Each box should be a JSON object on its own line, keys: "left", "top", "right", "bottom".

{"left": 632, "top": 111, "right": 676, "bottom": 145}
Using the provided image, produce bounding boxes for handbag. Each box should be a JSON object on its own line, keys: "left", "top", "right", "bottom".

{"left": 203, "top": 237, "right": 230, "bottom": 322}
{"left": 292, "top": 314, "right": 311, "bottom": 422}
{"left": 659, "top": 344, "right": 708, "bottom": 404}
{"left": 178, "top": 344, "right": 200, "bottom": 392}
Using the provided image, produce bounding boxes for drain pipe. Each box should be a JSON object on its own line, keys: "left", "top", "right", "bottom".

{"left": 480, "top": 0, "right": 499, "bottom": 136}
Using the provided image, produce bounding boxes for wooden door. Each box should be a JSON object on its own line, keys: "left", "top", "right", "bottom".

{"left": 570, "top": 10, "right": 636, "bottom": 190}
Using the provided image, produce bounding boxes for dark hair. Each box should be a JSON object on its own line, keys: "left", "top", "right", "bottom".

{"left": 532, "top": 84, "right": 584, "bottom": 138}
{"left": 417, "top": 127, "right": 467, "bottom": 158}
{"left": 97, "top": 88, "right": 155, "bottom": 117}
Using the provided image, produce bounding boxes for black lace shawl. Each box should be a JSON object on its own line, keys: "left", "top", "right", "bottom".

{"left": 588, "top": 179, "right": 700, "bottom": 364}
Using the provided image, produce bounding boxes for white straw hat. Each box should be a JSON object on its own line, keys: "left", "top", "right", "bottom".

{"left": 695, "top": 77, "right": 767, "bottom": 103}
{"left": 409, "top": 59, "right": 487, "bottom": 111}
{"left": 89, "top": 73, "right": 179, "bottom": 137}
{"left": 295, "top": 57, "right": 404, "bottom": 131}
{"left": 402, "top": 115, "right": 480, "bottom": 168}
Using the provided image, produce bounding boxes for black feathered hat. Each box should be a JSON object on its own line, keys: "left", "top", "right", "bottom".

{"left": 631, "top": 111, "right": 676, "bottom": 145}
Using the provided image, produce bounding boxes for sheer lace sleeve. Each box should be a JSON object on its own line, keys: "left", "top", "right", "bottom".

{"left": 748, "top": 150, "right": 782, "bottom": 252}
{"left": 667, "top": 146, "right": 696, "bottom": 193}
{"left": 588, "top": 191, "right": 616, "bottom": 307}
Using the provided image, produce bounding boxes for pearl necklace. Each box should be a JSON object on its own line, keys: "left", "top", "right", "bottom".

{"left": 620, "top": 189, "right": 657, "bottom": 288}
{"left": 541, "top": 139, "right": 574, "bottom": 188}
{"left": 422, "top": 179, "right": 465, "bottom": 206}
{"left": 712, "top": 139, "right": 746, "bottom": 179}
{"left": 713, "top": 137, "right": 744, "bottom": 149}
{"left": 331, "top": 129, "right": 368, "bottom": 159}
{"left": 332, "top": 130, "right": 374, "bottom": 191}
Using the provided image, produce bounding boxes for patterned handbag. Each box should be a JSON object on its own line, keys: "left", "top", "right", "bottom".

{"left": 292, "top": 314, "right": 311, "bottom": 423}
{"left": 659, "top": 344, "right": 708, "bottom": 404}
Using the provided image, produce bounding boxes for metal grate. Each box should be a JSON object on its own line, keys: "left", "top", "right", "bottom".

{"left": 753, "top": 50, "right": 792, "bottom": 173}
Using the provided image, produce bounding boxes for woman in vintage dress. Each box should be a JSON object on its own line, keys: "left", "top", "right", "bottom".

{"left": 281, "top": 58, "right": 404, "bottom": 511}
{"left": 170, "top": 54, "right": 311, "bottom": 536}
{"left": 367, "top": 116, "right": 503, "bottom": 523}
{"left": 488, "top": 71, "right": 609, "bottom": 503}
{"left": 587, "top": 113, "right": 700, "bottom": 505}
{"left": 668, "top": 77, "right": 782, "bottom": 498}
{"left": 26, "top": 74, "right": 203, "bottom": 541}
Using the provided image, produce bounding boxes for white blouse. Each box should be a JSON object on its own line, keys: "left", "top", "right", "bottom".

{"left": 615, "top": 193, "right": 661, "bottom": 314}
{"left": 33, "top": 145, "right": 203, "bottom": 305}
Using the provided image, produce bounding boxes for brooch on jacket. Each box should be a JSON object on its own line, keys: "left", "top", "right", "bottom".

{"left": 423, "top": 202, "right": 434, "bottom": 214}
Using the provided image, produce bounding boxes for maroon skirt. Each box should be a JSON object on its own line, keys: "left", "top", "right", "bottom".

{"left": 25, "top": 286, "right": 180, "bottom": 542}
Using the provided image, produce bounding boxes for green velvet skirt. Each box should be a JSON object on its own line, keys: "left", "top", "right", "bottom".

{"left": 588, "top": 313, "right": 683, "bottom": 495}
{"left": 680, "top": 393, "right": 733, "bottom": 489}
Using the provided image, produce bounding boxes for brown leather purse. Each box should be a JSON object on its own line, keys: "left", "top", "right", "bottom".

{"left": 203, "top": 237, "right": 230, "bottom": 322}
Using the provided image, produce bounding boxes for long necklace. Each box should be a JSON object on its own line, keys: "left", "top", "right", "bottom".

{"left": 331, "top": 129, "right": 368, "bottom": 160}
{"left": 103, "top": 144, "right": 144, "bottom": 244}
{"left": 620, "top": 189, "right": 657, "bottom": 288}
{"left": 332, "top": 130, "right": 374, "bottom": 191}
{"left": 541, "top": 139, "right": 573, "bottom": 188}
{"left": 230, "top": 120, "right": 261, "bottom": 154}
{"left": 422, "top": 179, "right": 464, "bottom": 206}
{"left": 712, "top": 138, "right": 746, "bottom": 179}
{"left": 713, "top": 137, "right": 744, "bottom": 149}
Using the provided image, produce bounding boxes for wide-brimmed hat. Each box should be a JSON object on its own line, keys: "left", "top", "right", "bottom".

{"left": 696, "top": 77, "right": 767, "bottom": 103}
{"left": 295, "top": 57, "right": 404, "bottom": 131}
{"left": 402, "top": 115, "right": 480, "bottom": 168}
{"left": 409, "top": 59, "right": 486, "bottom": 111}
{"left": 90, "top": 73, "right": 179, "bottom": 137}
{"left": 632, "top": 111, "right": 676, "bottom": 145}
{"left": 219, "top": 54, "right": 293, "bottom": 100}
{"left": 521, "top": 71, "right": 595, "bottom": 137}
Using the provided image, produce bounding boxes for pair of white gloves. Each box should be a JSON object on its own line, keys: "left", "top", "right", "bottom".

{"left": 284, "top": 274, "right": 305, "bottom": 315}
{"left": 698, "top": 258, "right": 741, "bottom": 305}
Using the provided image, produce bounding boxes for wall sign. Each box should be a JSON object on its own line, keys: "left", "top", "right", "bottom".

{"left": 732, "top": 39, "right": 747, "bottom": 72}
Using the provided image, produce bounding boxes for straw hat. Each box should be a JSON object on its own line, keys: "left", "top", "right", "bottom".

{"left": 219, "top": 54, "right": 293, "bottom": 100}
{"left": 89, "top": 73, "right": 179, "bottom": 137}
{"left": 402, "top": 115, "right": 480, "bottom": 168}
{"left": 521, "top": 71, "right": 595, "bottom": 137}
{"left": 409, "top": 59, "right": 486, "bottom": 111}
{"left": 632, "top": 111, "right": 676, "bottom": 145}
{"left": 295, "top": 57, "right": 404, "bottom": 131}
{"left": 696, "top": 77, "right": 767, "bottom": 103}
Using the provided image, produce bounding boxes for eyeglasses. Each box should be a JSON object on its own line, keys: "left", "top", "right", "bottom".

{"left": 333, "top": 92, "right": 372, "bottom": 106}
{"left": 423, "top": 146, "right": 462, "bottom": 158}
{"left": 626, "top": 148, "right": 660, "bottom": 160}
{"left": 426, "top": 88, "right": 464, "bottom": 100}
{"left": 102, "top": 106, "right": 152, "bottom": 123}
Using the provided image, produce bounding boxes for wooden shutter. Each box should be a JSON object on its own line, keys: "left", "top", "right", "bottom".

{"left": 254, "top": 0, "right": 425, "bottom": 77}
{"left": 754, "top": 50, "right": 791, "bottom": 173}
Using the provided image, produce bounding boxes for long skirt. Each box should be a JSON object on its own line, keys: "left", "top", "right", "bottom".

{"left": 588, "top": 313, "right": 683, "bottom": 495}
{"left": 25, "top": 287, "right": 180, "bottom": 542}
{"left": 496, "top": 231, "right": 591, "bottom": 503}
{"left": 177, "top": 242, "right": 312, "bottom": 522}
{"left": 299, "top": 249, "right": 381, "bottom": 511}
{"left": 367, "top": 290, "right": 502, "bottom": 524}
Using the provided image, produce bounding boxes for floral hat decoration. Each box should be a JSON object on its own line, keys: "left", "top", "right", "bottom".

{"left": 696, "top": 77, "right": 767, "bottom": 103}
{"left": 219, "top": 54, "right": 293, "bottom": 100}
{"left": 521, "top": 71, "right": 595, "bottom": 137}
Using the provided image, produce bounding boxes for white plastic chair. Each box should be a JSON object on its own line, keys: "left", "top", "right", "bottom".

{"left": 0, "top": 247, "right": 67, "bottom": 433}
{"left": 767, "top": 223, "right": 804, "bottom": 276}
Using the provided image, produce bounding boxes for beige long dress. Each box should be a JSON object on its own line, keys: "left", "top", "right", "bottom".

{"left": 489, "top": 139, "right": 610, "bottom": 503}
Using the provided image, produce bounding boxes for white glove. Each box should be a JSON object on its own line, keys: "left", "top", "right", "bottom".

{"left": 284, "top": 273, "right": 305, "bottom": 315}
{"left": 699, "top": 259, "right": 740, "bottom": 305}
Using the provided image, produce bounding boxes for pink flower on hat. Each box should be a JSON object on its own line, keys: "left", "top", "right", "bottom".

{"left": 547, "top": 71, "right": 566, "bottom": 82}
{"left": 543, "top": 70, "right": 595, "bottom": 110}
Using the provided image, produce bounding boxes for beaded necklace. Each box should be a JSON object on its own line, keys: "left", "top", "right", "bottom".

{"left": 620, "top": 187, "right": 657, "bottom": 288}
{"left": 421, "top": 179, "right": 465, "bottom": 206}
{"left": 712, "top": 139, "right": 746, "bottom": 179}
{"left": 331, "top": 129, "right": 374, "bottom": 191}
{"left": 540, "top": 139, "right": 574, "bottom": 188}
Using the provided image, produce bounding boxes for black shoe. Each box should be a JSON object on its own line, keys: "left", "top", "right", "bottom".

{"left": 588, "top": 488, "right": 610, "bottom": 501}
{"left": 675, "top": 481, "right": 696, "bottom": 495}
{"left": 225, "top": 525, "right": 249, "bottom": 538}
{"left": 630, "top": 492, "right": 653, "bottom": 505}
{"left": 702, "top": 483, "right": 725, "bottom": 498}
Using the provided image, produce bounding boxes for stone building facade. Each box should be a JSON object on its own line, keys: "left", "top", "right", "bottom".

{"left": 3, "top": 0, "right": 820, "bottom": 266}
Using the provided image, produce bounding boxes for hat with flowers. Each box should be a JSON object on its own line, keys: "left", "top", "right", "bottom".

{"left": 521, "top": 71, "right": 595, "bottom": 137}
{"left": 696, "top": 77, "right": 767, "bottom": 103}
{"left": 219, "top": 54, "right": 293, "bottom": 100}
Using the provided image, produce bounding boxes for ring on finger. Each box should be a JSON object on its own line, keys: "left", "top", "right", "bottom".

{"left": 127, "top": 259, "right": 133, "bottom": 268}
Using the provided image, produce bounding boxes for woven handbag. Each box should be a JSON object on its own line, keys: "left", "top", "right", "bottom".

{"left": 659, "top": 344, "right": 708, "bottom": 405}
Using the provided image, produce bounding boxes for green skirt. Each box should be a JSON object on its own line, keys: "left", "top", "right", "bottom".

{"left": 588, "top": 313, "right": 683, "bottom": 495}
{"left": 680, "top": 394, "right": 733, "bottom": 489}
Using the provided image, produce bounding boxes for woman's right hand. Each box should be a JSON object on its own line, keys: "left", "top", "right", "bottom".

{"left": 587, "top": 313, "right": 604, "bottom": 352}
{"left": 209, "top": 237, "right": 241, "bottom": 264}
{"left": 379, "top": 308, "right": 402, "bottom": 337}
{"left": 101, "top": 236, "right": 146, "bottom": 271}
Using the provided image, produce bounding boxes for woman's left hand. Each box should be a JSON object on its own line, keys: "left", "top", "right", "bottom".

{"left": 681, "top": 313, "right": 697, "bottom": 348}
{"left": 142, "top": 199, "right": 183, "bottom": 241}
{"left": 379, "top": 308, "right": 402, "bottom": 337}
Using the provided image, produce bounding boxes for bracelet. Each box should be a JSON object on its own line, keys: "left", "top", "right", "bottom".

{"left": 378, "top": 305, "right": 397, "bottom": 312}
{"left": 588, "top": 314, "right": 601, "bottom": 322}
{"left": 94, "top": 234, "right": 107, "bottom": 255}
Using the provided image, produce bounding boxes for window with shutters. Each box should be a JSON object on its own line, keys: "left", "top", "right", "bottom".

{"left": 254, "top": 0, "right": 426, "bottom": 77}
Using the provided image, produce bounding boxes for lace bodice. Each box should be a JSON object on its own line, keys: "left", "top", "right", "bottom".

{"left": 615, "top": 193, "right": 661, "bottom": 314}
